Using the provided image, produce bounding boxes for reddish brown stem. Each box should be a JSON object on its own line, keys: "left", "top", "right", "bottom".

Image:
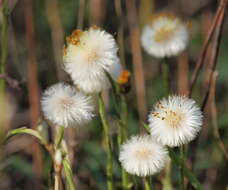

{"left": 178, "top": 52, "right": 189, "bottom": 95}
{"left": 24, "top": 0, "right": 43, "bottom": 188}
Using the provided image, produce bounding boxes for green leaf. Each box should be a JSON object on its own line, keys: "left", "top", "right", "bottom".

{"left": 5, "top": 127, "right": 46, "bottom": 145}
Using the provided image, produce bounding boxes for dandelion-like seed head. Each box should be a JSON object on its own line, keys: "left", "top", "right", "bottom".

{"left": 41, "top": 83, "right": 94, "bottom": 127}
{"left": 141, "top": 13, "right": 189, "bottom": 58}
{"left": 149, "top": 95, "right": 203, "bottom": 147}
{"left": 63, "top": 27, "right": 120, "bottom": 93}
{"left": 119, "top": 135, "right": 168, "bottom": 177}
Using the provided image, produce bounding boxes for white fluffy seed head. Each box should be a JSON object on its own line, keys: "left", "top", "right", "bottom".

{"left": 41, "top": 83, "right": 94, "bottom": 127}
{"left": 141, "top": 13, "right": 189, "bottom": 58}
{"left": 148, "top": 95, "right": 203, "bottom": 147}
{"left": 119, "top": 135, "right": 168, "bottom": 177}
{"left": 63, "top": 27, "right": 121, "bottom": 93}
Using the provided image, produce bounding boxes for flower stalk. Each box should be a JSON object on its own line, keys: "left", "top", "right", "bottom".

{"left": 63, "top": 158, "right": 77, "bottom": 190}
{"left": 98, "top": 93, "right": 113, "bottom": 190}
{"left": 143, "top": 177, "right": 151, "bottom": 190}
{"left": 162, "top": 59, "right": 169, "bottom": 95}
{"left": 179, "top": 146, "right": 186, "bottom": 190}
{"left": 119, "top": 95, "right": 130, "bottom": 189}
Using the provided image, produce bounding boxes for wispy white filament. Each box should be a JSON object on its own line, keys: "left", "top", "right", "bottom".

{"left": 41, "top": 83, "right": 94, "bottom": 127}
{"left": 119, "top": 135, "right": 168, "bottom": 177}
{"left": 148, "top": 95, "right": 203, "bottom": 147}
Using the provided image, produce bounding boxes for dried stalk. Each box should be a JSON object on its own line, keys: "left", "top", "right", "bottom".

{"left": 178, "top": 52, "right": 189, "bottom": 95}
{"left": 114, "top": 0, "right": 126, "bottom": 66}
{"left": 89, "top": 0, "right": 106, "bottom": 26}
{"left": 77, "top": 0, "right": 85, "bottom": 29}
{"left": 24, "top": 0, "right": 43, "bottom": 188}
{"left": 125, "top": 0, "right": 147, "bottom": 124}
{"left": 46, "top": 0, "right": 65, "bottom": 80}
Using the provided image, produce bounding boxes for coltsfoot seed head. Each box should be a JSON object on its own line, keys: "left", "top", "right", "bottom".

{"left": 148, "top": 95, "right": 203, "bottom": 147}
{"left": 41, "top": 83, "right": 94, "bottom": 127}
{"left": 119, "top": 135, "right": 168, "bottom": 177}
{"left": 63, "top": 27, "right": 122, "bottom": 93}
{"left": 141, "top": 13, "right": 189, "bottom": 58}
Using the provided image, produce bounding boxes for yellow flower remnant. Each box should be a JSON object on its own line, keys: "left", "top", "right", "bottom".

{"left": 118, "top": 70, "right": 131, "bottom": 85}
{"left": 66, "top": 29, "right": 83, "bottom": 45}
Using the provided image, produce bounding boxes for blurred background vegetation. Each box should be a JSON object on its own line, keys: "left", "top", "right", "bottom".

{"left": 0, "top": 0, "right": 228, "bottom": 189}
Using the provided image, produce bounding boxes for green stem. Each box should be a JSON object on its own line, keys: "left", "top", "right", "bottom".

{"left": 120, "top": 95, "right": 130, "bottom": 189}
{"left": 54, "top": 126, "right": 65, "bottom": 190}
{"left": 162, "top": 59, "right": 169, "bottom": 95}
{"left": 0, "top": 0, "right": 8, "bottom": 99}
{"left": 143, "top": 177, "right": 151, "bottom": 190}
{"left": 162, "top": 160, "right": 173, "bottom": 190}
{"left": 179, "top": 146, "right": 185, "bottom": 190}
{"left": 98, "top": 93, "right": 113, "bottom": 190}
{"left": 55, "top": 126, "right": 64, "bottom": 149}
{"left": 63, "top": 159, "right": 77, "bottom": 190}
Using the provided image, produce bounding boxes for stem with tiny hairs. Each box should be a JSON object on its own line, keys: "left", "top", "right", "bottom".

{"left": 63, "top": 158, "right": 77, "bottom": 190}
{"left": 143, "top": 177, "right": 151, "bottom": 190}
{"left": 98, "top": 93, "right": 113, "bottom": 190}
{"left": 120, "top": 95, "right": 130, "bottom": 189}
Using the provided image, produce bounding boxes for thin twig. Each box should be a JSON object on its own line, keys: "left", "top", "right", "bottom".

{"left": 188, "top": 0, "right": 228, "bottom": 97}
{"left": 201, "top": 1, "right": 227, "bottom": 111}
